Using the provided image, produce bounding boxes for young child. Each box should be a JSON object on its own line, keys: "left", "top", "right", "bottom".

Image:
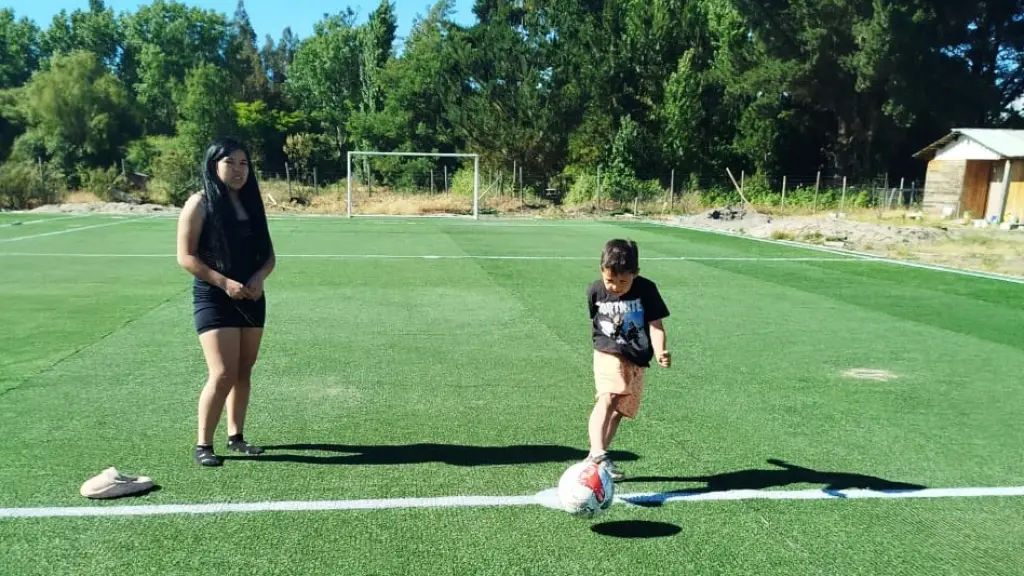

{"left": 586, "top": 238, "right": 670, "bottom": 480}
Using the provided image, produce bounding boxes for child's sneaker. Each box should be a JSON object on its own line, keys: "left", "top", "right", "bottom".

{"left": 589, "top": 453, "right": 625, "bottom": 481}
{"left": 601, "top": 458, "right": 625, "bottom": 481}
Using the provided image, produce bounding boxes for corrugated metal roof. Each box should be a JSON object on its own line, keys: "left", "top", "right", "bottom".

{"left": 954, "top": 129, "right": 1024, "bottom": 157}
{"left": 914, "top": 128, "right": 1024, "bottom": 159}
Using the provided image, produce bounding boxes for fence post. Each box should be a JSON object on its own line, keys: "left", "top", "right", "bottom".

{"left": 285, "top": 162, "right": 292, "bottom": 198}
{"left": 781, "top": 175, "right": 787, "bottom": 209}
{"left": 814, "top": 170, "right": 821, "bottom": 213}
{"left": 519, "top": 166, "right": 524, "bottom": 203}
{"left": 669, "top": 169, "right": 675, "bottom": 210}
{"left": 841, "top": 176, "right": 848, "bottom": 213}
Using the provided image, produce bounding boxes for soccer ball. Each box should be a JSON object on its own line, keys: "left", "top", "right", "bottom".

{"left": 557, "top": 460, "right": 615, "bottom": 518}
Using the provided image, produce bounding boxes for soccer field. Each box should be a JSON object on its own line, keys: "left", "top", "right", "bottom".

{"left": 1, "top": 212, "right": 1023, "bottom": 575}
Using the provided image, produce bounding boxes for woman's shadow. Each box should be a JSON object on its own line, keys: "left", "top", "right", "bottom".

{"left": 224, "top": 443, "right": 639, "bottom": 467}
{"left": 618, "top": 458, "right": 926, "bottom": 507}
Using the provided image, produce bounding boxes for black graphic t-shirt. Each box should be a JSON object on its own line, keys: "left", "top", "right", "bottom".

{"left": 587, "top": 276, "right": 670, "bottom": 368}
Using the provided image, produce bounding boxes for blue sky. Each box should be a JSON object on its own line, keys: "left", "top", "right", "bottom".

{"left": 8, "top": 0, "right": 477, "bottom": 45}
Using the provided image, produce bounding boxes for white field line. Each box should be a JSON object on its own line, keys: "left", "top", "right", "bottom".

{"left": 0, "top": 252, "right": 865, "bottom": 263}
{"left": 648, "top": 219, "right": 1024, "bottom": 285}
{"left": 3, "top": 485, "right": 1024, "bottom": 519}
{"left": 0, "top": 215, "right": 159, "bottom": 244}
{"left": 0, "top": 214, "right": 82, "bottom": 228}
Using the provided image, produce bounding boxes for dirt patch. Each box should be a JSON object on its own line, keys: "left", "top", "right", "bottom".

{"left": 672, "top": 208, "right": 1024, "bottom": 278}
{"left": 677, "top": 208, "right": 952, "bottom": 246}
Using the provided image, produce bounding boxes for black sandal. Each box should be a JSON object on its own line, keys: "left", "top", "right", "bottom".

{"left": 194, "top": 445, "right": 223, "bottom": 467}
{"left": 227, "top": 437, "right": 264, "bottom": 455}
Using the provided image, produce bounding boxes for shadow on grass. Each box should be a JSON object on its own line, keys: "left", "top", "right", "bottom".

{"left": 618, "top": 458, "right": 926, "bottom": 507}
{"left": 225, "top": 443, "right": 639, "bottom": 467}
{"left": 591, "top": 520, "right": 682, "bottom": 539}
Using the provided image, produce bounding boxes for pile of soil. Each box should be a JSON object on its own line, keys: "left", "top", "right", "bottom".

{"left": 30, "top": 202, "right": 179, "bottom": 215}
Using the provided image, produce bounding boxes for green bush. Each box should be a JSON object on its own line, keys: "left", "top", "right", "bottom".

{"left": 77, "top": 165, "right": 126, "bottom": 201}
{"left": 124, "top": 137, "right": 165, "bottom": 175}
{"left": 283, "top": 132, "right": 339, "bottom": 174}
{"left": 601, "top": 169, "right": 664, "bottom": 203}
{"left": 0, "top": 159, "right": 66, "bottom": 209}
{"left": 150, "top": 137, "right": 199, "bottom": 206}
{"left": 564, "top": 171, "right": 597, "bottom": 205}
{"left": 448, "top": 167, "right": 477, "bottom": 198}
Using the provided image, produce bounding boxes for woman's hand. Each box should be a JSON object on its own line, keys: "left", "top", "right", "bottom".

{"left": 244, "top": 275, "right": 264, "bottom": 300}
{"left": 224, "top": 279, "right": 248, "bottom": 300}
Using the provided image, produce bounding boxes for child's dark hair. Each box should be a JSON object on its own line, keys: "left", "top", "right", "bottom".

{"left": 600, "top": 239, "right": 639, "bottom": 275}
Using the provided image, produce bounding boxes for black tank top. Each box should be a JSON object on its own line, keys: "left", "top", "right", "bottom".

{"left": 193, "top": 212, "right": 265, "bottom": 300}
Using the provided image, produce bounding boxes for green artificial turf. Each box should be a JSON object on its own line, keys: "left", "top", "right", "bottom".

{"left": 1, "top": 215, "right": 1022, "bottom": 575}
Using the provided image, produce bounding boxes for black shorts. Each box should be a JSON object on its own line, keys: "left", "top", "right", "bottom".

{"left": 193, "top": 290, "right": 266, "bottom": 335}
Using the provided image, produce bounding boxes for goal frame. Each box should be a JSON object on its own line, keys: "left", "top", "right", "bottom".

{"left": 346, "top": 151, "right": 480, "bottom": 219}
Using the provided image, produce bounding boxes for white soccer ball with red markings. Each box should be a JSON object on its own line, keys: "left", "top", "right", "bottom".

{"left": 557, "top": 460, "right": 615, "bottom": 518}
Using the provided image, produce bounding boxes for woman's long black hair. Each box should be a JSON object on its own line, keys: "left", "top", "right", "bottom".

{"left": 199, "top": 137, "right": 272, "bottom": 276}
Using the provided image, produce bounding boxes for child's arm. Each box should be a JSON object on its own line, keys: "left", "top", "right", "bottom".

{"left": 650, "top": 319, "right": 670, "bottom": 367}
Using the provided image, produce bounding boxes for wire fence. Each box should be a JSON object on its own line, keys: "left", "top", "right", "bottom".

{"left": 1, "top": 156, "right": 926, "bottom": 217}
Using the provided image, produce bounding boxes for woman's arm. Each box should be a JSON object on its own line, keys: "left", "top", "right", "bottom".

{"left": 176, "top": 193, "right": 232, "bottom": 291}
{"left": 253, "top": 238, "right": 276, "bottom": 282}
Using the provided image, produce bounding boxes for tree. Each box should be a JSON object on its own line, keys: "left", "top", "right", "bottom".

{"left": 176, "top": 63, "right": 240, "bottom": 160}
{"left": 0, "top": 9, "right": 40, "bottom": 89}
{"left": 120, "top": 0, "right": 232, "bottom": 135}
{"left": 286, "top": 11, "right": 362, "bottom": 153}
{"left": 16, "top": 50, "right": 134, "bottom": 172}
{"left": 226, "top": 0, "right": 269, "bottom": 102}
{"left": 446, "top": 0, "right": 568, "bottom": 182}
{"left": 39, "top": 0, "right": 121, "bottom": 68}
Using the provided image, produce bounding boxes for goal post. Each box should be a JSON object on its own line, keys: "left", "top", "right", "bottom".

{"left": 346, "top": 151, "right": 480, "bottom": 219}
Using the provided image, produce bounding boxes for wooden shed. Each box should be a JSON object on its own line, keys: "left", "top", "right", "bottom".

{"left": 913, "top": 129, "right": 1024, "bottom": 223}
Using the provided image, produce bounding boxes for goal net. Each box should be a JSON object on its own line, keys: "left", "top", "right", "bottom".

{"left": 346, "top": 151, "right": 480, "bottom": 218}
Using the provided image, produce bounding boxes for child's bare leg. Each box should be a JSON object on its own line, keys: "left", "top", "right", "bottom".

{"left": 588, "top": 394, "right": 616, "bottom": 457}
{"left": 603, "top": 409, "right": 623, "bottom": 448}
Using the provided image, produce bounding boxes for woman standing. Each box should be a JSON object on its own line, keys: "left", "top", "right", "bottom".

{"left": 176, "top": 137, "right": 276, "bottom": 467}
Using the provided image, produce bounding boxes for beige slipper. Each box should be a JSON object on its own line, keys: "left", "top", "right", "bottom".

{"left": 80, "top": 467, "right": 154, "bottom": 499}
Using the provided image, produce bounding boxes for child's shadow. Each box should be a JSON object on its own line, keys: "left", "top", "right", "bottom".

{"left": 619, "top": 459, "right": 926, "bottom": 507}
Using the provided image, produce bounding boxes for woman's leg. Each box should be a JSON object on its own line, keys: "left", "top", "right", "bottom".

{"left": 226, "top": 327, "right": 264, "bottom": 454}
{"left": 195, "top": 328, "right": 241, "bottom": 466}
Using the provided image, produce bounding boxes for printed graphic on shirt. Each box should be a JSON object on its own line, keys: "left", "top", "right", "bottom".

{"left": 595, "top": 298, "right": 648, "bottom": 352}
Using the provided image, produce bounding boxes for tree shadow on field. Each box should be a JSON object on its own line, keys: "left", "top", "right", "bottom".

{"left": 618, "top": 458, "right": 926, "bottom": 507}
{"left": 224, "top": 443, "right": 639, "bottom": 467}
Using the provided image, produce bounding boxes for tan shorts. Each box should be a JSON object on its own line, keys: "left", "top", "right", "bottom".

{"left": 593, "top": 350, "right": 646, "bottom": 419}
